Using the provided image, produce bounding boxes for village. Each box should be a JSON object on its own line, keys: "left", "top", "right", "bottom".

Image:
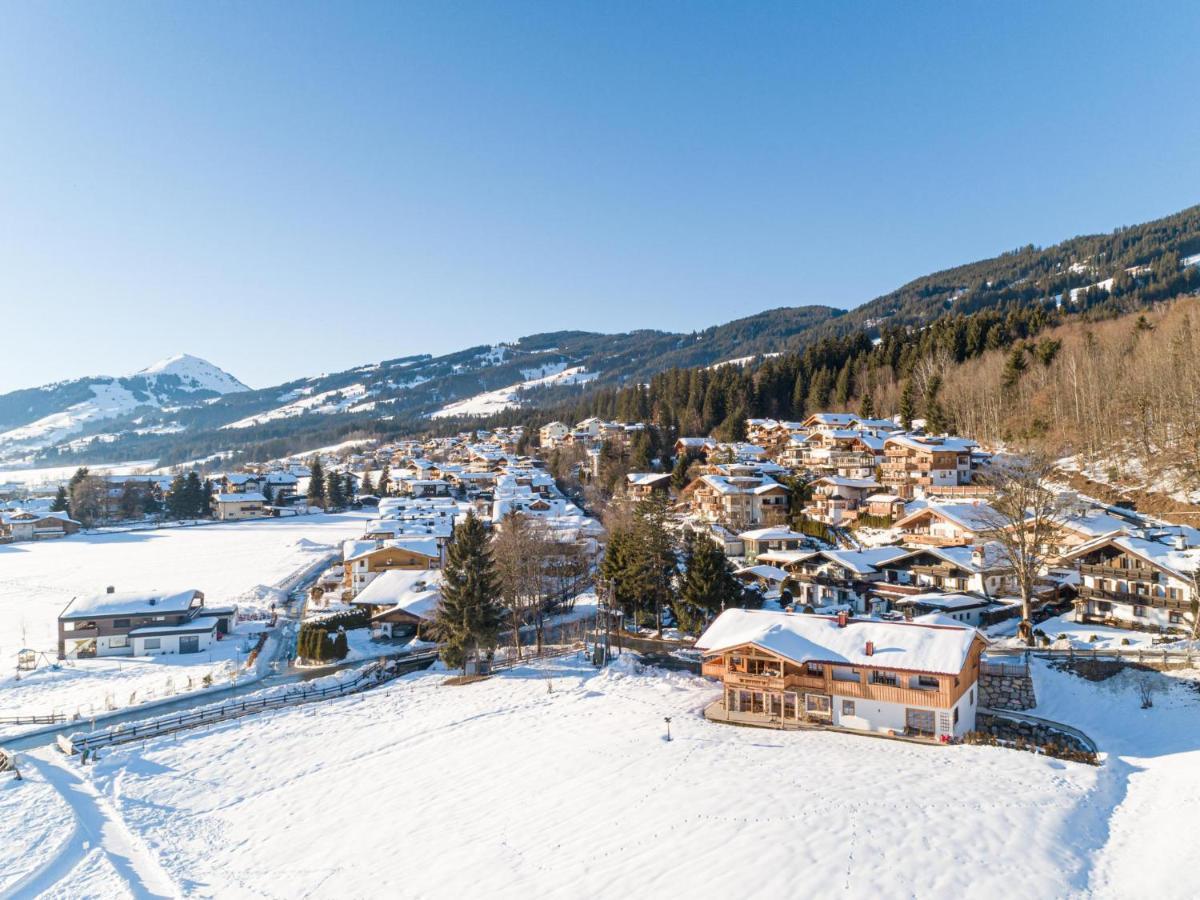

{"left": 2, "top": 410, "right": 1198, "bottom": 897}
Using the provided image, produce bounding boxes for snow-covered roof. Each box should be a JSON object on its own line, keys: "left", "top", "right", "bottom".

{"left": 128, "top": 615, "right": 221, "bottom": 636}
{"left": 696, "top": 608, "right": 979, "bottom": 675}
{"left": 344, "top": 537, "right": 442, "bottom": 562}
{"left": 1065, "top": 533, "right": 1200, "bottom": 580}
{"left": 353, "top": 569, "right": 443, "bottom": 612}
{"left": 895, "top": 592, "right": 991, "bottom": 611}
{"left": 734, "top": 564, "right": 789, "bottom": 583}
{"left": 738, "top": 526, "right": 806, "bottom": 542}
{"left": 896, "top": 502, "right": 998, "bottom": 534}
{"left": 820, "top": 547, "right": 911, "bottom": 575}
{"left": 626, "top": 472, "right": 672, "bottom": 487}
{"left": 215, "top": 492, "right": 266, "bottom": 503}
{"left": 698, "top": 474, "right": 785, "bottom": 496}
{"left": 885, "top": 434, "right": 977, "bottom": 453}
{"left": 61, "top": 588, "right": 203, "bottom": 620}
{"left": 814, "top": 476, "right": 880, "bottom": 490}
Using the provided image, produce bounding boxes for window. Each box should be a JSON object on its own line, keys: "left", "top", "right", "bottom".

{"left": 806, "top": 662, "right": 823, "bottom": 677}
{"left": 1169, "top": 612, "right": 1184, "bottom": 625}
{"left": 842, "top": 700, "right": 855, "bottom": 717}
{"left": 143, "top": 638, "right": 161, "bottom": 650}
{"left": 832, "top": 666, "right": 859, "bottom": 683}
{"left": 869, "top": 670, "right": 898, "bottom": 687}
{"left": 805, "top": 694, "right": 831, "bottom": 716}
{"left": 109, "top": 635, "right": 128, "bottom": 649}
{"left": 953, "top": 706, "right": 960, "bottom": 725}
{"left": 1096, "top": 601, "right": 1112, "bottom": 613}
{"left": 970, "top": 688, "right": 975, "bottom": 704}
{"left": 1133, "top": 605, "right": 1147, "bottom": 618}
{"left": 914, "top": 675, "right": 940, "bottom": 691}
{"left": 113, "top": 619, "right": 131, "bottom": 629}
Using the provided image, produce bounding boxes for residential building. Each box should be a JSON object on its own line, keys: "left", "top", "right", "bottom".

{"left": 804, "top": 476, "right": 880, "bottom": 525}
{"left": 682, "top": 473, "right": 789, "bottom": 531}
{"left": 697, "top": 609, "right": 985, "bottom": 740}
{"left": 0, "top": 510, "right": 81, "bottom": 542}
{"left": 880, "top": 435, "right": 978, "bottom": 499}
{"left": 342, "top": 537, "right": 443, "bottom": 596}
{"left": 213, "top": 492, "right": 268, "bottom": 520}
{"left": 893, "top": 502, "right": 997, "bottom": 547}
{"left": 625, "top": 472, "right": 673, "bottom": 500}
{"left": 738, "top": 527, "right": 808, "bottom": 564}
{"left": 1065, "top": 531, "right": 1200, "bottom": 633}
{"left": 57, "top": 587, "right": 234, "bottom": 659}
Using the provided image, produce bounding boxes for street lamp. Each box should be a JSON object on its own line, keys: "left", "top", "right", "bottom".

{"left": 664, "top": 716, "right": 672, "bottom": 742}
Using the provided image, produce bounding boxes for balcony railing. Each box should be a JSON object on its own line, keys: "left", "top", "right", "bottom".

{"left": 1078, "top": 584, "right": 1188, "bottom": 611}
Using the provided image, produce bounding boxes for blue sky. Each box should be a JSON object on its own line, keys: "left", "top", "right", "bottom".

{"left": 1, "top": 2, "right": 1197, "bottom": 392}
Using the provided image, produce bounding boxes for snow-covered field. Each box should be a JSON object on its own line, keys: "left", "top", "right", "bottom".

{"left": 0, "top": 513, "right": 370, "bottom": 719}
{"left": 991, "top": 612, "right": 1196, "bottom": 651}
{"left": 0, "top": 460, "right": 158, "bottom": 491}
{"left": 5, "top": 654, "right": 1196, "bottom": 898}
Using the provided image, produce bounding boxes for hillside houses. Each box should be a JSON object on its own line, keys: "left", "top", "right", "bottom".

{"left": 881, "top": 435, "right": 981, "bottom": 499}
{"left": 682, "top": 471, "right": 790, "bottom": 531}
{"left": 0, "top": 509, "right": 80, "bottom": 543}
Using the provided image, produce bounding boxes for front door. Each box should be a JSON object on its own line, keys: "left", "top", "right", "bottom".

{"left": 905, "top": 708, "right": 935, "bottom": 737}
{"left": 180, "top": 636, "right": 200, "bottom": 654}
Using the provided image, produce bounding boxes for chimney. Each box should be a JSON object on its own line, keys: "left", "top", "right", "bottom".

{"left": 865, "top": 640, "right": 875, "bottom": 656}
{"left": 106, "top": 585, "right": 115, "bottom": 594}
{"left": 837, "top": 610, "right": 849, "bottom": 628}
{"left": 1175, "top": 533, "right": 1187, "bottom": 552}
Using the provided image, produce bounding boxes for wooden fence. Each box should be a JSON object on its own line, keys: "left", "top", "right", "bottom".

{"left": 57, "top": 653, "right": 437, "bottom": 757}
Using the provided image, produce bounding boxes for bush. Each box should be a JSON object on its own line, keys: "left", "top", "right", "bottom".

{"left": 308, "top": 608, "right": 369, "bottom": 631}
{"left": 1088, "top": 634, "right": 1100, "bottom": 643}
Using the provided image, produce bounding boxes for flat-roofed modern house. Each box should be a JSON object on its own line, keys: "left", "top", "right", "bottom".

{"left": 696, "top": 609, "right": 985, "bottom": 741}
{"left": 57, "top": 588, "right": 234, "bottom": 659}
{"left": 213, "top": 492, "right": 268, "bottom": 520}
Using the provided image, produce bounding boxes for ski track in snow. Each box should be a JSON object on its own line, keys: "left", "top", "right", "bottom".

{"left": 5, "top": 754, "right": 178, "bottom": 900}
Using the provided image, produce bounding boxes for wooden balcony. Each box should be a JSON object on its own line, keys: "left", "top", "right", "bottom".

{"left": 1077, "top": 584, "right": 1188, "bottom": 612}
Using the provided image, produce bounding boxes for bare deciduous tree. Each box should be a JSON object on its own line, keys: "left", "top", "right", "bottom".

{"left": 977, "top": 455, "right": 1070, "bottom": 646}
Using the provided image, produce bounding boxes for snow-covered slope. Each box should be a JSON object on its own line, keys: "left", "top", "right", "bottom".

{"left": 0, "top": 354, "right": 248, "bottom": 458}
{"left": 431, "top": 365, "right": 596, "bottom": 419}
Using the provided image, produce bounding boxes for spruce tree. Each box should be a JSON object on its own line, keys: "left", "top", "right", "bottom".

{"left": 433, "top": 512, "right": 503, "bottom": 672}
{"left": 184, "top": 471, "right": 204, "bottom": 518}
{"left": 675, "top": 532, "right": 742, "bottom": 633}
{"left": 898, "top": 380, "right": 916, "bottom": 430}
{"left": 377, "top": 463, "right": 390, "bottom": 498}
{"left": 326, "top": 470, "right": 345, "bottom": 509}
{"left": 307, "top": 458, "right": 326, "bottom": 508}
{"left": 858, "top": 392, "right": 875, "bottom": 419}
{"left": 51, "top": 485, "right": 70, "bottom": 514}
{"left": 342, "top": 473, "right": 355, "bottom": 502}
{"left": 670, "top": 453, "right": 691, "bottom": 491}
{"left": 360, "top": 470, "right": 375, "bottom": 495}
{"left": 166, "top": 474, "right": 188, "bottom": 519}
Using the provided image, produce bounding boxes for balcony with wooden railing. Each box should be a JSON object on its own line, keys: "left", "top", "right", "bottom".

{"left": 1077, "top": 584, "right": 1189, "bottom": 612}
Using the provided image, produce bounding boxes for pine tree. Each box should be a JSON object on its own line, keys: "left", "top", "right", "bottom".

{"left": 360, "top": 470, "right": 375, "bottom": 495}
{"left": 377, "top": 463, "right": 391, "bottom": 498}
{"left": 184, "top": 471, "right": 205, "bottom": 518}
{"left": 674, "top": 532, "right": 742, "bottom": 633}
{"left": 262, "top": 482, "right": 274, "bottom": 505}
{"left": 326, "top": 470, "right": 345, "bottom": 509}
{"left": 343, "top": 472, "right": 355, "bottom": 503}
{"left": 1001, "top": 346, "right": 1028, "bottom": 391}
{"left": 670, "top": 453, "right": 691, "bottom": 491}
{"left": 166, "top": 474, "right": 188, "bottom": 519}
{"left": 332, "top": 630, "right": 349, "bottom": 661}
{"left": 51, "top": 485, "right": 70, "bottom": 514}
{"left": 898, "top": 380, "right": 916, "bottom": 430}
{"left": 790, "top": 372, "right": 807, "bottom": 419}
{"left": 858, "top": 392, "right": 875, "bottom": 419}
{"left": 201, "top": 478, "right": 215, "bottom": 518}
{"left": 833, "top": 362, "right": 853, "bottom": 407}
{"left": 433, "top": 512, "right": 503, "bottom": 672}
{"left": 307, "top": 458, "right": 326, "bottom": 508}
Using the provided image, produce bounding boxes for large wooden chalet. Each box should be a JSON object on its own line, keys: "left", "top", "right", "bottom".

{"left": 696, "top": 609, "right": 985, "bottom": 741}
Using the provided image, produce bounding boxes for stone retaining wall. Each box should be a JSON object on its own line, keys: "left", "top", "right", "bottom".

{"left": 975, "top": 713, "right": 1093, "bottom": 756}
{"left": 979, "top": 671, "right": 1036, "bottom": 710}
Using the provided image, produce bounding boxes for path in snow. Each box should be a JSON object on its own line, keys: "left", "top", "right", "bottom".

{"left": 5, "top": 754, "right": 178, "bottom": 900}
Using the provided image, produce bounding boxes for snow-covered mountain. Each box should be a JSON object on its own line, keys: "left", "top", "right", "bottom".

{"left": 0, "top": 354, "right": 249, "bottom": 461}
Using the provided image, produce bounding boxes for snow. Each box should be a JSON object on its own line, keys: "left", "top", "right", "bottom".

{"left": 0, "top": 355, "right": 246, "bottom": 456}
{"left": 696, "top": 608, "right": 978, "bottom": 674}
{"left": 0, "top": 513, "right": 371, "bottom": 720}
{"left": 222, "top": 383, "right": 375, "bottom": 429}
{"left": 431, "top": 366, "right": 596, "bottom": 419}
{"left": 11, "top": 654, "right": 1195, "bottom": 897}
{"left": 0, "top": 460, "right": 159, "bottom": 492}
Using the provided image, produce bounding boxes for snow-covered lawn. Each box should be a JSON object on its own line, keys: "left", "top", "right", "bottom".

{"left": 0, "top": 513, "right": 370, "bottom": 719}
{"left": 991, "top": 613, "right": 1196, "bottom": 651}
{"left": 7, "top": 655, "right": 1196, "bottom": 897}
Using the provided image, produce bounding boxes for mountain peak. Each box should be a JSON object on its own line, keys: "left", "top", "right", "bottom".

{"left": 134, "top": 354, "right": 250, "bottom": 395}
